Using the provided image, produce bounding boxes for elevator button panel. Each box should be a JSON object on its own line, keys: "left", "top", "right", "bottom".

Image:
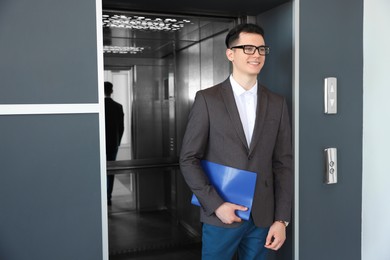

{"left": 324, "top": 148, "right": 337, "bottom": 184}
{"left": 324, "top": 77, "right": 337, "bottom": 114}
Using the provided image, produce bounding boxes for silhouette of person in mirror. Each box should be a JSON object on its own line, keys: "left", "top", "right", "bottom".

{"left": 104, "top": 81, "right": 124, "bottom": 205}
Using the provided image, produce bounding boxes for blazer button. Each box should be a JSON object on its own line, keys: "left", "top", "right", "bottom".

{"left": 248, "top": 155, "right": 253, "bottom": 160}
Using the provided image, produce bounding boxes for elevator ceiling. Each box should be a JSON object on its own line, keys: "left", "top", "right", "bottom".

{"left": 102, "top": 0, "right": 291, "bottom": 62}
{"left": 103, "top": 11, "right": 234, "bottom": 61}
{"left": 102, "top": 0, "right": 291, "bottom": 17}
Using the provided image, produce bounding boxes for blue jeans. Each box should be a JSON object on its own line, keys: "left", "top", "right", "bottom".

{"left": 202, "top": 217, "right": 269, "bottom": 260}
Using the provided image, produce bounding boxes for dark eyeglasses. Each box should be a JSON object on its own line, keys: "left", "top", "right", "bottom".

{"left": 230, "top": 45, "right": 270, "bottom": 56}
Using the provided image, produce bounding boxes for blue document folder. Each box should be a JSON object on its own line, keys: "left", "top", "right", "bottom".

{"left": 191, "top": 160, "right": 257, "bottom": 220}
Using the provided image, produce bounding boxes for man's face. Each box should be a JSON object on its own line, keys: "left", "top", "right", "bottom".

{"left": 226, "top": 32, "right": 266, "bottom": 77}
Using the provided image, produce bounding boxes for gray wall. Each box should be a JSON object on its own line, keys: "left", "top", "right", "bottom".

{"left": 0, "top": 0, "right": 105, "bottom": 259}
{"left": 298, "top": 0, "right": 363, "bottom": 259}
{"left": 258, "top": 3, "right": 293, "bottom": 109}
{"left": 0, "top": 0, "right": 98, "bottom": 103}
{"left": 0, "top": 115, "right": 102, "bottom": 259}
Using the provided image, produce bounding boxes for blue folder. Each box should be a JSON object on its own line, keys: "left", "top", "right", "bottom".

{"left": 191, "top": 160, "right": 257, "bottom": 220}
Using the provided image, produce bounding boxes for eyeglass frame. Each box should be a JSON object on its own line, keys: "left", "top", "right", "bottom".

{"left": 230, "top": 45, "right": 270, "bottom": 56}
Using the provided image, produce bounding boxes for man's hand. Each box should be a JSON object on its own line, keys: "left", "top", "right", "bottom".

{"left": 215, "top": 202, "right": 248, "bottom": 224}
{"left": 264, "top": 221, "right": 286, "bottom": 251}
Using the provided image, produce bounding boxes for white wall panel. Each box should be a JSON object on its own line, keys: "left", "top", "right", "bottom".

{"left": 363, "top": 0, "right": 390, "bottom": 259}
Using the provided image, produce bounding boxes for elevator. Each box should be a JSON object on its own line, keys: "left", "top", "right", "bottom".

{"left": 102, "top": 1, "right": 293, "bottom": 259}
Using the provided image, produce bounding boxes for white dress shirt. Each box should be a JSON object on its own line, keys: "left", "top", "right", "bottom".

{"left": 229, "top": 75, "right": 258, "bottom": 146}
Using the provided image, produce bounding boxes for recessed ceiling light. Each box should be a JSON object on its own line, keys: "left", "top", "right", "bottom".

{"left": 103, "top": 46, "right": 145, "bottom": 54}
{"left": 102, "top": 13, "right": 191, "bottom": 32}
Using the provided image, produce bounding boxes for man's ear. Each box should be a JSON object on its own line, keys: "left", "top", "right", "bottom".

{"left": 226, "top": 48, "right": 234, "bottom": 61}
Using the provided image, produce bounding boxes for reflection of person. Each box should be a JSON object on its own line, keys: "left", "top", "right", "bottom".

{"left": 104, "top": 81, "right": 124, "bottom": 205}
{"left": 179, "top": 23, "right": 292, "bottom": 259}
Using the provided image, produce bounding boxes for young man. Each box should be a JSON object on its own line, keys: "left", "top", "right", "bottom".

{"left": 180, "top": 23, "right": 292, "bottom": 259}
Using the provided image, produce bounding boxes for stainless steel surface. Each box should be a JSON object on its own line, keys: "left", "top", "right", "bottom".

{"left": 324, "top": 148, "right": 337, "bottom": 184}
{"left": 107, "top": 158, "right": 179, "bottom": 172}
{"left": 131, "top": 62, "right": 175, "bottom": 159}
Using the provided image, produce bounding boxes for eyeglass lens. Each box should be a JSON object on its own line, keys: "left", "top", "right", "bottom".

{"left": 244, "top": 46, "right": 268, "bottom": 55}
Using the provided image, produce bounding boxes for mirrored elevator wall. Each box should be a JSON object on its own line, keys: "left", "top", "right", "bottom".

{"left": 175, "top": 21, "right": 234, "bottom": 233}
{"left": 103, "top": 12, "right": 235, "bottom": 235}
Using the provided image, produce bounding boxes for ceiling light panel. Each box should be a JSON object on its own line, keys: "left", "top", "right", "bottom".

{"left": 103, "top": 45, "right": 145, "bottom": 54}
{"left": 102, "top": 14, "right": 191, "bottom": 32}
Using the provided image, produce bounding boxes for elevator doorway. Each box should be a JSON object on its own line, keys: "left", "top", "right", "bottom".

{"left": 103, "top": 11, "right": 235, "bottom": 257}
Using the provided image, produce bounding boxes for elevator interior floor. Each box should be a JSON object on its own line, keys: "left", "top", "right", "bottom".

{"left": 107, "top": 175, "right": 201, "bottom": 259}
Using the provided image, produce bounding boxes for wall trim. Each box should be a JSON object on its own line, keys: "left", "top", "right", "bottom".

{"left": 95, "top": 0, "right": 109, "bottom": 258}
{"left": 0, "top": 104, "right": 100, "bottom": 115}
{"left": 1, "top": 3, "right": 108, "bottom": 260}
{"left": 293, "top": 0, "right": 300, "bottom": 259}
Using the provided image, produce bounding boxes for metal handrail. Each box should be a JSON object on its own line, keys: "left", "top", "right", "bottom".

{"left": 107, "top": 158, "right": 179, "bottom": 174}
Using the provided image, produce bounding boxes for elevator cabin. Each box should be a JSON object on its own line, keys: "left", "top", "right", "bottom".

{"left": 103, "top": 0, "right": 293, "bottom": 259}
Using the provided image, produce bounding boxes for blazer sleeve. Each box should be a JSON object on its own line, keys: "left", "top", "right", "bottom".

{"left": 272, "top": 98, "right": 293, "bottom": 222}
{"left": 179, "top": 91, "right": 225, "bottom": 216}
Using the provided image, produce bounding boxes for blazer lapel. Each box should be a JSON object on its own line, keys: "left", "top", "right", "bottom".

{"left": 220, "top": 79, "right": 249, "bottom": 150}
{"left": 249, "top": 85, "right": 268, "bottom": 154}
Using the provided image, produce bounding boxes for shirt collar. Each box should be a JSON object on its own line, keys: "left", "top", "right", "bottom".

{"left": 229, "top": 75, "right": 258, "bottom": 96}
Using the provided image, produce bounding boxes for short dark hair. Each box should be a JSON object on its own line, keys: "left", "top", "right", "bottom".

{"left": 225, "top": 23, "right": 265, "bottom": 48}
{"left": 104, "top": 81, "right": 113, "bottom": 96}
